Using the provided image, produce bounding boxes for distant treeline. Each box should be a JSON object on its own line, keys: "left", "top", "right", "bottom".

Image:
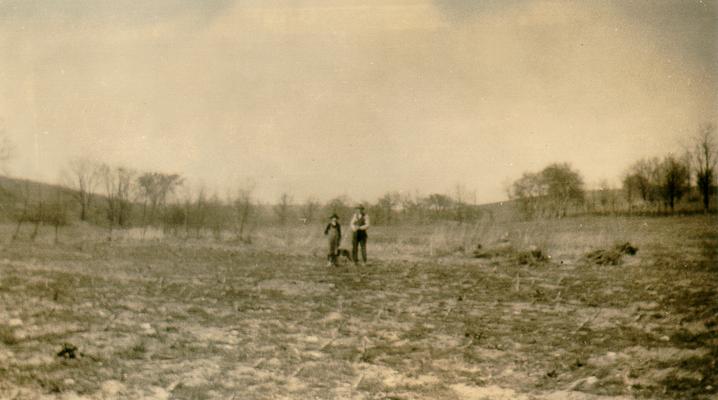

{"left": 0, "top": 123, "right": 715, "bottom": 241}
{"left": 507, "top": 123, "right": 717, "bottom": 218}
{"left": 0, "top": 171, "right": 486, "bottom": 242}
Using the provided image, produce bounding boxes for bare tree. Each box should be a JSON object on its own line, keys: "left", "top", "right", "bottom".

{"left": 173, "top": 183, "right": 198, "bottom": 237}
{"left": 540, "top": 163, "right": 585, "bottom": 217}
{"left": 11, "top": 181, "right": 32, "bottom": 241}
{"left": 137, "top": 172, "right": 183, "bottom": 234}
{"left": 302, "top": 197, "right": 320, "bottom": 224}
{"left": 64, "top": 157, "right": 101, "bottom": 222}
{"left": 99, "top": 164, "right": 118, "bottom": 239}
{"left": 510, "top": 163, "right": 584, "bottom": 218}
{"left": 47, "top": 190, "right": 69, "bottom": 244}
{"left": 325, "top": 196, "right": 351, "bottom": 222}
{"left": 399, "top": 191, "right": 425, "bottom": 223}
{"left": 423, "top": 193, "right": 454, "bottom": 220}
{"left": 230, "top": 184, "right": 254, "bottom": 242}
{"left": 691, "top": 123, "right": 717, "bottom": 212}
{"left": 452, "top": 185, "right": 479, "bottom": 224}
{"left": 161, "top": 203, "right": 186, "bottom": 236}
{"left": 595, "top": 179, "right": 618, "bottom": 214}
{"left": 24, "top": 185, "right": 47, "bottom": 242}
{"left": 622, "top": 157, "right": 662, "bottom": 211}
{"left": 509, "top": 172, "right": 545, "bottom": 218}
{"left": 28, "top": 197, "right": 44, "bottom": 242}
{"left": 274, "top": 192, "right": 293, "bottom": 226}
{"left": 191, "top": 186, "right": 209, "bottom": 238}
{"left": 622, "top": 174, "right": 642, "bottom": 212}
{"left": 659, "top": 154, "right": 690, "bottom": 212}
{"left": 206, "top": 193, "right": 227, "bottom": 239}
{"left": 116, "top": 167, "right": 136, "bottom": 227}
{"left": 99, "top": 164, "right": 136, "bottom": 240}
{"left": 376, "top": 191, "right": 400, "bottom": 225}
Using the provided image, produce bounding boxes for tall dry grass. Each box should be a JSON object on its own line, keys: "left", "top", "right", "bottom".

{"left": 3, "top": 214, "right": 714, "bottom": 266}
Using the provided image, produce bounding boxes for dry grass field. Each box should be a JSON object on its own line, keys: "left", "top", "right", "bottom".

{"left": 0, "top": 215, "right": 716, "bottom": 399}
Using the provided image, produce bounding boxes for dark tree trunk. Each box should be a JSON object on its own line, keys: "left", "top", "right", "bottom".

{"left": 703, "top": 191, "right": 710, "bottom": 212}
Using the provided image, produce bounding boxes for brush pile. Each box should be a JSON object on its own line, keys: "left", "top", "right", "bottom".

{"left": 583, "top": 242, "right": 638, "bottom": 265}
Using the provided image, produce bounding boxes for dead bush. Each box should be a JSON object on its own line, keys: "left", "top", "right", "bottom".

{"left": 472, "top": 243, "right": 550, "bottom": 266}
{"left": 515, "top": 246, "right": 550, "bottom": 266}
{"left": 583, "top": 242, "right": 638, "bottom": 265}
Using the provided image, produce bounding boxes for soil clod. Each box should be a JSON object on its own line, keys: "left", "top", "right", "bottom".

{"left": 57, "top": 343, "right": 78, "bottom": 359}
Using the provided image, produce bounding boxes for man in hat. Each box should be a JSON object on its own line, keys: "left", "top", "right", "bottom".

{"left": 350, "top": 205, "right": 370, "bottom": 265}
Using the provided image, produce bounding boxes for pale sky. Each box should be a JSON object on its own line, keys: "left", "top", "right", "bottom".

{"left": 1, "top": 0, "right": 716, "bottom": 204}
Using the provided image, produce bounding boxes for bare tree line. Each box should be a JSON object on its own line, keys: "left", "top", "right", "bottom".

{"left": 509, "top": 123, "right": 717, "bottom": 218}
{"left": 621, "top": 123, "right": 716, "bottom": 213}
{"left": 10, "top": 181, "right": 69, "bottom": 243}
{"left": 57, "top": 163, "right": 486, "bottom": 237}
{"left": 0, "top": 123, "right": 714, "bottom": 242}
{"left": 59, "top": 160, "right": 258, "bottom": 241}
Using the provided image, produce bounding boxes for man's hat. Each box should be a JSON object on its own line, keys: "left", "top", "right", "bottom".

{"left": 330, "top": 213, "right": 339, "bottom": 219}
{"left": 356, "top": 204, "right": 365, "bottom": 210}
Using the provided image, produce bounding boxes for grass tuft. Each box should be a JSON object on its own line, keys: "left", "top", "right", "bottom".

{"left": 0, "top": 325, "right": 18, "bottom": 345}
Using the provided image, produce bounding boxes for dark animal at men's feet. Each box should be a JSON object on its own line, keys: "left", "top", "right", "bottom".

{"left": 336, "top": 249, "right": 352, "bottom": 263}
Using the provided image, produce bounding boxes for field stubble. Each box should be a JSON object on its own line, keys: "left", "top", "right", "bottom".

{"left": 0, "top": 215, "right": 716, "bottom": 399}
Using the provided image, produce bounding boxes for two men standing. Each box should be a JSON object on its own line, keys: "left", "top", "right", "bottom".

{"left": 324, "top": 204, "right": 370, "bottom": 266}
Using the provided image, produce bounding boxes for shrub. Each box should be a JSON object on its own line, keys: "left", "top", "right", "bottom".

{"left": 583, "top": 242, "right": 638, "bottom": 265}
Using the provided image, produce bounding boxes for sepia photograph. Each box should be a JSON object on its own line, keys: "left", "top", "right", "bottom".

{"left": 0, "top": 0, "right": 716, "bottom": 399}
